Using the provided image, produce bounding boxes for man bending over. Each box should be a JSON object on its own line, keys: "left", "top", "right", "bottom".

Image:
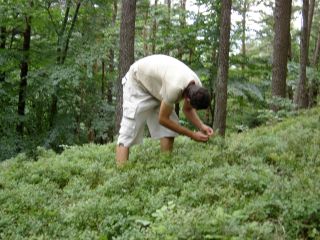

{"left": 116, "top": 54, "right": 214, "bottom": 166}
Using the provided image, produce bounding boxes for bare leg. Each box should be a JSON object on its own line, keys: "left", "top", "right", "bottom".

{"left": 160, "top": 137, "right": 174, "bottom": 152}
{"left": 116, "top": 145, "right": 129, "bottom": 167}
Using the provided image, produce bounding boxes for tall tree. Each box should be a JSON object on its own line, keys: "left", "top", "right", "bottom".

{"left": 151, "top": 0, "right": 158, "bottom": 54}
{"left": 17, "top": 14, "right": 32, "bottom": 136}
{"left": 48, "top": 0, "right": 82, "bottom": 127}
{"left": 142, "top": 0, "right": 150, "bottom": 56}
{"left": 294, "top": 0, "right": 309, "bottom": 108}
{"left": 307, "top": 0, "right": 315, "bottom": 59}
{"left": 107, "top": 0, "right": 118, "bottom": 103}
{"left": 175, "top": 0, "right": 187, "bottom": 117}
{"left": 115, "top": 0, "right": 137, "bottom": 133}
{"left": 213, "top": 0, "right": 232, "bottom": 136}
{"left": 313, "top": 27, "right": 320, "bottom": 66}
{"left": 271, "top": 0, "right": 292, "bottom": 106}
{"left": 234, "top": 0, "right": 251, "bottom": 73}
{"left": 306, "top": 0, "right": 316, "bottom": 106}
{"left": 309, "top": 23, "right": 320, "bottom": 107}
{"left": 164, "top": 0, "right": 172, "bottom": 55}
{"left": 0, "top": 26, "right": 6, "bottom": 82}
{"left": 241, "top": 0, "right": 247, "bottom": 73}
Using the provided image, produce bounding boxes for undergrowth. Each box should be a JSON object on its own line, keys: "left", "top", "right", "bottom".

{"left": 0, "top": 108, "right": 319, "bottom": 239}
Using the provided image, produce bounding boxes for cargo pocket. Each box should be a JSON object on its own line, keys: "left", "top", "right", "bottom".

{"left": 122, "top": 77, "right": 138, "bottom": 119}
{"left": 119, "top": 117, "right": 136, "bottom": 138}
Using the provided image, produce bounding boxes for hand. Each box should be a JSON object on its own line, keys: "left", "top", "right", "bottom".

{"left": 201, "top": 124, "right": 214, "bottom": 137}
{"left": 191, "top": 131, "right": 209, "bottom": 142}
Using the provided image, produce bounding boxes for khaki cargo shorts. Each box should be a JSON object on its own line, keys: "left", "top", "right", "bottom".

{"left": 117, "top": 71, "right": 179, "bottom": 147}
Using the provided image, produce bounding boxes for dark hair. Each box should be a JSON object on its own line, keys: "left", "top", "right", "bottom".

{"left": 186, "top": 84, "right": 211, "bottom": 110}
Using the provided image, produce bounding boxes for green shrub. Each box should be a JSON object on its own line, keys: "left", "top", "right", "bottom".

{"left": 0, "top": 107, "right": 319, "bottom": 239}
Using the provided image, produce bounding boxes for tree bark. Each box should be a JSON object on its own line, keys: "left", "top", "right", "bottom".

{"left": 61, "top": 1, "right": 81, "bottom": 64}
{"left": 175, "top": 0, "right": 187, "bottom": 117}
{"left": 151, "top": 0, "right": 158, "bottom": 54}
{"left": 142, "top": 1, "right": 150, "bottom": 56}
{"left": 271, "top": 0, "right": 292, "bottom": 106}
{"left": 107, "top": 0, "right": 118, "bottom": 104}
{"left": 0, "top": 26, "right": 6, "bottom": 82}
{"left": 313, "top": 28, "right": 320, "bottom": 66}
{"left": 306, "top": 0, "right": 316, "bottom": 107}
{"left": 307, "top": 0, "right": 315, "bottom": 60}
{"left": 49, "top": 0, "right": 82, "bottom": 128}
{"left": 115, "top": 0, "right": 137, "bottom": 133}
{"left": 294, "top": 0, "right": 309, "bottom": 109}
{"left": 241, "top": 0, "right": 248, "bottom": 74}
{"left": 213, "top": 0, "right": 232, "bottom": 136}
{"left": 17, "top": 16, "right": 31, "bottom": 136}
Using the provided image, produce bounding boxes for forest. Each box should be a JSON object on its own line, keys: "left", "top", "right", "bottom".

{"left": 0, "top": 0, "right": 319, "bottom": 161}
{"left": 0, "top": 0, "right": 320, "bottom": 238}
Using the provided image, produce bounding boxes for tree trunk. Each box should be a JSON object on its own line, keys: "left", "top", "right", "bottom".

{"left": 143, "top": 1, "right": 150, "bottom": 56}
{"left": 271, "top": 0, "right": 292, "bottom": 108}
{"left": 61, "top": 1, "right": 81, "bottom": 64}
{"left": 115, "top": 0, "right": 137, "bottom": 134}
{"left": 0, "top": 26, "right": 6, "bottom": 82}
{"left": 313, "top": 28, "right": 320, "bottom": 66}
{"left": 306, "top": 0, "right": 316, "bottom": 107}
{"left": 107, "top": 0, "right": 118, "bottom": 104}
{"left": 151, "top": 0, "right": 158, "bottom": 54}
{"left": 213, "top": 0, "right": 232, "bottom": 136}
{"left": 49, "top": 0, "right": 81, "bottom": 127}
{"left": 101, "top": 60, "right": 106, "bottom": 98}
{"left": 56, "top": 0, "right": 71, "bottom": 64}
{"left": 294, "top": 0, "right": 309, "bottom": 109}
{"left": 307, "top": 0, "right": 315, "bottom": 61}
{"left": 174, "top": 0, "right": 187, "bottom": 117}
{"left": 309, "top": 25, "right": 320, "bottom": 107}
{"left": 177, "top": 0, "right": 187, "bottom": 60}
{"left": 241, "top": 0, "right": 248, "bottom": 74}
{"left": 17, "top": 16, "right": 31, "bottom": 136}
{"left": 164, "top": 0, "right": 171, "bottom": 55}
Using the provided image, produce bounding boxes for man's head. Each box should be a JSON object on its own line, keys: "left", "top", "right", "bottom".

{"left": 185, "top": 83, "right": 211, "bottom": 110}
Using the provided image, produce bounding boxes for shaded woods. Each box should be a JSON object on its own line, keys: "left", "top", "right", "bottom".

{"left": 0, "top": 0, "right": 319, "bottom": 160}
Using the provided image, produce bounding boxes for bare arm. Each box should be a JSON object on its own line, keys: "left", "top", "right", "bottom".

{"left": 158, "top": 101, "right": 209, "bottom": 142}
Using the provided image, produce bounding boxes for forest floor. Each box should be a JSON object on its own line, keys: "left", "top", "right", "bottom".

{"left": 1, "top": 107, "right": 320, "bottom": 239}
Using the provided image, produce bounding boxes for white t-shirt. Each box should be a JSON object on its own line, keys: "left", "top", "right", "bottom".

{"left": 129, "top": 54, "right": 202, "bottom": 106}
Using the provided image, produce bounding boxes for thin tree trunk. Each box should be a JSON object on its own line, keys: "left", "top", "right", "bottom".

{"left": 56, "top": 0, "right": 71, "bottom": 64}
{"left": 306, "top": 0, "right": 316, "bottom": 107}
{"left": 307, "top": 0, "right": 315, "bottom": 60}
{"left": 61, "top": 1, "right": 81, "bottom": 64}
{"left": 271, "top": 0, "right": 292, "bottom": 107}
{"left": 107, "top": 50, "right": 114, "bottom": 104}
{"left": 151, "top": 0, "right": 158, "bottom": 54}
{"left": 294, "top": 0, "right": 309, "bottom": 109}
{"left": 177, "top": 0, "right": 187, "bottom": 60}
{"left": 101, "top": 60, "right": 105, "bottom": 98}
{"left": 115, "top": 0, "right": 137, "bottom": 133}
{"left": 309, "top": 26, "right": 320, "bottom": 107}
{"left": 0, "top": 26, "right": 6, "bottom": 82}
{"left": 164, "top": 0, "right": 171, "bottom": 55}
{"left": 49, "top": 1, "right": 81, "bottom": 127}
{"left": 175, "top": 0, "right": 187, "bottom": 117}
{"left": 209, "top": 47, "right": 218, "bottom": 126}
{"left": 17, "top": 16, "right": 31, "bottom": 136}
{"left": 213, "top": 0, "right": 232, "bottom": 136}
{"left": 313, "top": 28, "right": 320, "bottom": 65}
{"left": 143, "top": 1, "right": 150, "bottom": 56}
{"left": 241, "top": 0, "right": 247, "bottom": 74}
{"left": 107, "top": 0, "right": 117, "bottom": 104}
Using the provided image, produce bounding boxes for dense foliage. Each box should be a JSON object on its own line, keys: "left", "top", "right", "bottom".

{"left": 1, "top": 0, "right": 319, "bottom": 161}
{"left": 1, "top": 107, "right": 319, "bottom": 239}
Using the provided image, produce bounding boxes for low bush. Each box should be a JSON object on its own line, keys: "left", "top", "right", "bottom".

{"left": 0, "top": 108, "right": 319, "bottom": 239}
